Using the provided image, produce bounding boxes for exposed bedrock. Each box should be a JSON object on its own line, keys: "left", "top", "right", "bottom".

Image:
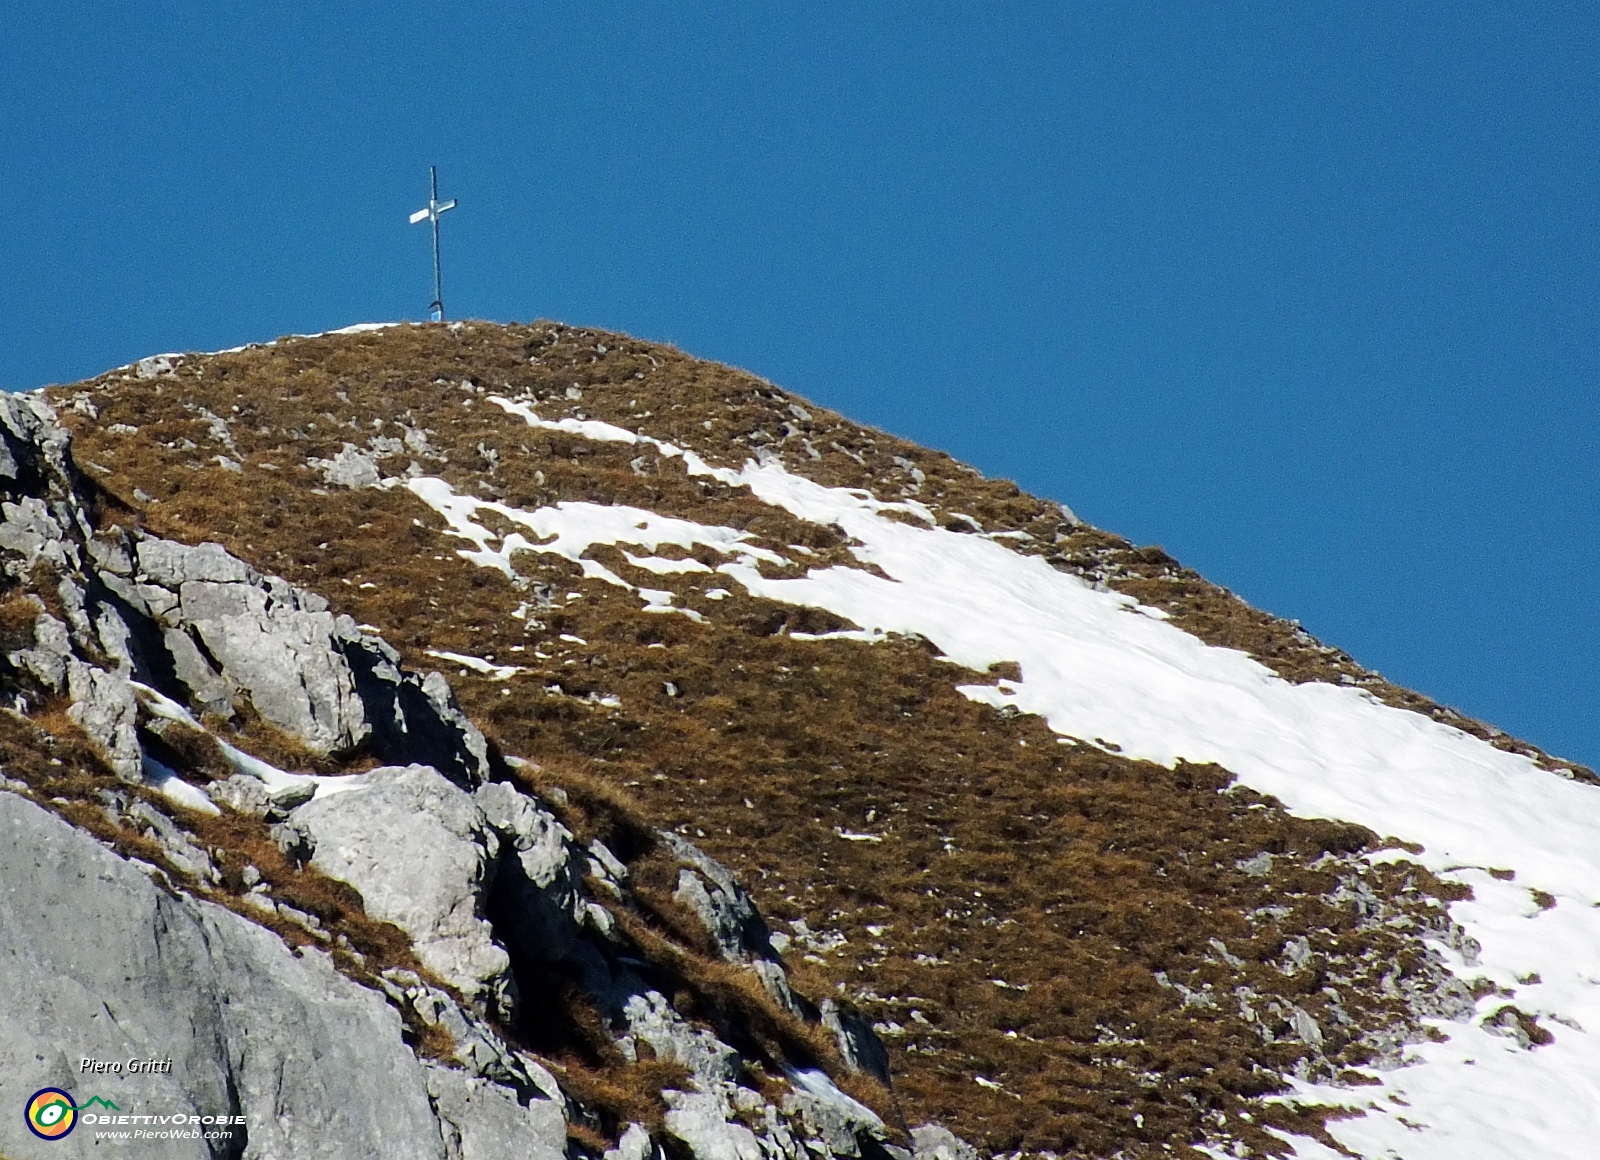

{"left": 107, "top": 530, "right": 490, "bottom": 783}
{"left": 0, "top": 789, "right": 566, "bottom": 1160}
{"left": 291, "top": 763, "right": 514, "bottom": 1012}
{"left": 289, "top": 757, "right": 897, "bottom": 1158}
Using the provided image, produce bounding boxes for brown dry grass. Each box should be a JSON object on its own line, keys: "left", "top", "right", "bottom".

{"left": 41, "top": 319, "right": 1571, "bottom": 1156}
{"left": 0, "top": 590, "right": 43, "bottom": 653}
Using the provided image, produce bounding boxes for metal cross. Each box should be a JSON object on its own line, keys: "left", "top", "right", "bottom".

{"left": 409, "top": 166, "right": 458, "bottom": 322}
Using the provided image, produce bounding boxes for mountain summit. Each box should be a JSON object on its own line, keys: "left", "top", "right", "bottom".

{"left": 1, "top": 320, "right": 1593, "bottom": 1160}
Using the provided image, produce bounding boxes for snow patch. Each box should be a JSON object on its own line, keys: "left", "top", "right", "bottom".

{"left": 136, "top": 684, "right": 363, "bottom": 802}
{"left": 141, "top": 753, "right": 220, "bottom": 815}
{"left": 424, "top": 650, "right": 527, "bottom": 681}
{"left": 405, "top": 475, "right": 786, "bottom": 622}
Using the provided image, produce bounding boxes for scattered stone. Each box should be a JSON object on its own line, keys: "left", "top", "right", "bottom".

{"left": 309, "top": 443, "right": 384, "bottom": 489}
{"left": 134, "top": 355, "right": 178, "bottom": 378}
{"left": 911, "top": 1124, "right": 979, "bottom": 1160}
{"left": 206, "top": 773, "right": 273, "bottom": 817}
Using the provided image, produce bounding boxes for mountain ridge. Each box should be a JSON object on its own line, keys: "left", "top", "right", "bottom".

{"left": 3, "top": 318, "right": 1594, "bottom": 1159}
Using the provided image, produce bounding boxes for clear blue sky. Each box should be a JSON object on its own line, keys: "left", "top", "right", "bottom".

{"left": 4, "top": 4, "right": 1596, "bottom": 767}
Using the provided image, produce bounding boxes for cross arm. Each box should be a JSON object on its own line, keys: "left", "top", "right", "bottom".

{"left": 409, "top": 198, "right": 458, "bottom": 224}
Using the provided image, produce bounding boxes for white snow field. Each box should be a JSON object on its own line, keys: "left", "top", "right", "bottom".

{"left": 404, "top": 399, "right": 1600, "bottom": 1159}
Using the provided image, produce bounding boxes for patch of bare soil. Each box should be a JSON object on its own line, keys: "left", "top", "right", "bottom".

{"left": 44, "top": 320, "right": 1570, "bottom": 1156}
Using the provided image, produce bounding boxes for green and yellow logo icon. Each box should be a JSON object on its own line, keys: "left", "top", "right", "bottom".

{"left": 26, "top": 1088, "right": 77, "bottom": 1140}
{"left": 25, "top": 1089, "right": 118, "bottom": 1140}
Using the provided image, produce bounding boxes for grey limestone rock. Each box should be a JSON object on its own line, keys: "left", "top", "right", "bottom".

{"left": 0, "top": 789, "right": 449, "bottom": 1160}
{"left": 123, "top": 797, "right": 220, "bottom": 882}
{"left": 752, "top": 957, "right": 807, "bottom": 1019}
{"left": 309, "top": 442, "right": 384, "bottom": 489}
{"left": 133, "top": 577, "right": 180, "bottom": 618}
{"left": 269, "top": 779, "right": 317, "bottom": 811}
{"left": 204, "top": 764, "right": 315, "bottom": 821}
{"left": 658, "top": 1064, "right": 889, "bottom": 1160}
{"left": 86, "top": 527, "right": 135, "bottom": 575}
{"left": 605, "top": 1123, "right": 657, "bottom": 1160}
{"left": 8, "top": 606, "right": 71, "bottom": 691}
{"left": 587, "top": 836, "right": 630, "bottom": 893}
{"left": 820, "top": 998, "right": 892, "bottom": 1084}
{"left": 659, "top": 830, "right": 831, "bottom": 1026}
{"left": 382, "top": 970, "right": 557, "bottom": 1096}
{"left": 345, "top": 639, "right": 491, "bottom": 786}
{"left": 911, "top": 1125, "right": 980, "bottom": 1160}
{"left": 2, "top": 395, "right": 75, "bottom": 475}
{"left": 135, "top": 537, "right": 257, "bottom": 588}
{"left": 621, "top": 990, "right": 742, "bottom": 1086}
{"left": 0, "top": 494, "right": 72, "bottom": 572}
{"left": 291, "top": 764, "right": 512, "bottom": 1013}
{"left": 473, "top": 776, "right": 608, "bottom": 972}
{"left": 915, "top": 1126, "right": 972, "bottom": 1160}
{"left": 92, "top": 594, "right": 135, "bottom": 671}
{"left": 134, "top": 536, "right": 367, "bottom": 753}
{"left": 476, "top": 779, "right": 578, "bottom": 897}
{"left": 660, "top": 830, "right": 776, "bottom": 963}
{"left": 1291, "top": 1004, "right": 1325, "bottom": 1049}
{"left": 0, "top": 394, "right": 82, "bottom": 542}
{"left": 424, "top": 1063, "right": 566, "bottom": 1160}
{"left": 782, "top": 1070, "right": 886, "bottom": 1159}
{"left": 269, "top": 816, "right": 317, "bottom": 865}
{"left": 65, "top": 657, "right": 141, "bottom": 780}
{"left": 113, "top": 532, "right": 491, "bottom": 782}
{"left": 0, "top": 402, "right": 24, "bottom": 481}
{"left": 663, "top": 1089, "right": 768, "bottom": 1160}
{"left": 134, "top": 353, "right": 179, "bottom": 378}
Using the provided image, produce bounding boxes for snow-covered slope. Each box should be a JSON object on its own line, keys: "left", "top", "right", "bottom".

{"left": 393, "top": 394, "right": 1600, "bottom": 1160}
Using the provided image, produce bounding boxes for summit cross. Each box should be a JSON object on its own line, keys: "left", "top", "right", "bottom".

{"left": 409, "top": 166, "right": 458, "bottom": 322}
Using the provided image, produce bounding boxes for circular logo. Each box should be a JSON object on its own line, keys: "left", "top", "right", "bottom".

{"left": 26, "top": 1088, "right": 77, "bottom": 1140}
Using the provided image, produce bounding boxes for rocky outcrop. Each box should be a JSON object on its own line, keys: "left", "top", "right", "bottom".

{"left": 107, "top": 531, "right": 490, "bottom": 781}
{"left": 128, "top": 536, "right": 369, "bottom": 751}
{"left": 0, "top": 789, "right": 556, "bottom": 1160}
{"left": 292, "top": 763, "right": 514, "bottom": 1014}
{"left": 424, "top": 1064, "right": 566, "bottom": 1160}
{"left": 911, "top": 1125, "right": 980, "bottom": 1160}
{"left": 0, "top": 389, "right": 961, "bottom": 1160}
{"left": 662, "top": 829, "right": 779, "bottom": 963}
{"left": 289, "top": 753, "right": 895, "bottom": 1160}
{"left": 660, "top": 831, "right": 890, "bottom": 1082}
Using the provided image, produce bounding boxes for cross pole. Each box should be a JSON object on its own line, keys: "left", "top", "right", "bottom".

{"left": 409, "top": 166, "right": 458, "bottom": 322}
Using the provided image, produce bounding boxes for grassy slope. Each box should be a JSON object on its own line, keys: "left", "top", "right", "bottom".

{"left": 43, "top": 321, "right": 1585, "bottom": 1157}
